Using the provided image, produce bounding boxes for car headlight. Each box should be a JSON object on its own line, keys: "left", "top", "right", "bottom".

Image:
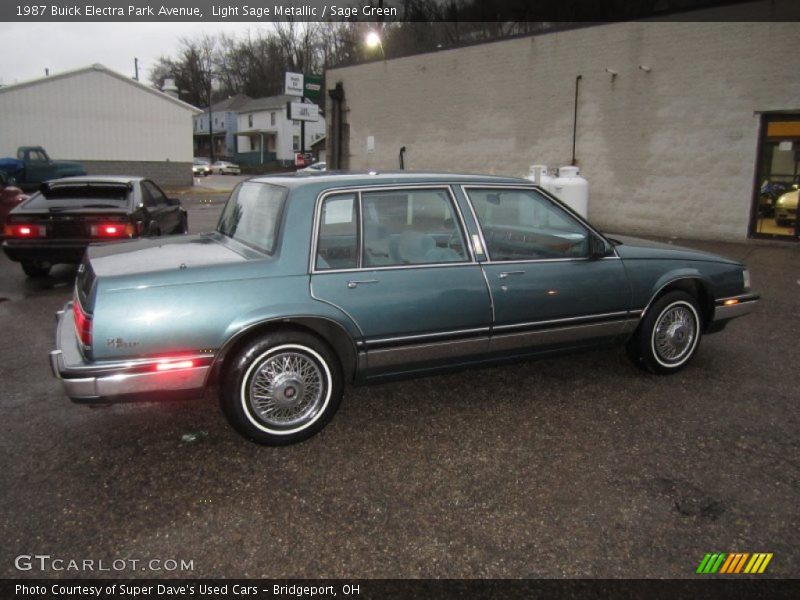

{"left": 777, "top": 197, "right": 785, "bottom": 206}
{"left": 743, "top": 269, "right": 751, "bottom": 291}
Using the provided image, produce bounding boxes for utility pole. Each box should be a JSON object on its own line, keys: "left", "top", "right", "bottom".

{"left": 134, "top": 58, "right": 139, "bottom": 81}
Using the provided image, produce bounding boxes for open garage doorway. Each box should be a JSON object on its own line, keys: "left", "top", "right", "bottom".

{"left": 751, "top": 114, "right": 800, "bottom": 240}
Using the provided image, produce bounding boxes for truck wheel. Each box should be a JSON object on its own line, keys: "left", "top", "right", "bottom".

{"left": 21, "top": 261, "right": 51, "bottom": 278}
{"left": 627, "top": 291, "right": 702, "bottom": 374}
{"left": 220, "top": 330, "right": 343, "bottom": 445}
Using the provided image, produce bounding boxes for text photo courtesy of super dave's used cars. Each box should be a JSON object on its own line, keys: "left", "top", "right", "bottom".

{"left": 43, "top": 172, "right": 758, "bottom": 445}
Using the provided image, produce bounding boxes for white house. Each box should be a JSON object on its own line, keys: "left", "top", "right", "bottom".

{"left": 236, "top": 95, "right": 326, "bottom": 167}
{"left": 193, "top": 93, "right": 252, "bottom": 160}
{"left": 0, "top": 64, "right": 201, "bottom": 186}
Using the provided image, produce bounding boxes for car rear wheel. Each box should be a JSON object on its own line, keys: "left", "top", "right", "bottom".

{"left": 21, "top": 261, "right": 51, "bottom": 278}
{"left": 220, "top": 330, "right": 343, "bottom": 445}
{"left": 627, "top": 290, "right": 702, "bottom": 374}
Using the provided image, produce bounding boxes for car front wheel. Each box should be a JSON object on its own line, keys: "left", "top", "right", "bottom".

{"left": 220, "top": 330, "right": 343, "bottom": 445}
{"left": 627, "top": 290, "right": 702, "bottom": 374}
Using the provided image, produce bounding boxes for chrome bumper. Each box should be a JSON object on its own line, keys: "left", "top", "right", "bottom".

{"left": 50, "top": 303, "right": 211, "bottom": 402}
{"left": 712, "top": 293, "right": 760, "bottom": 322}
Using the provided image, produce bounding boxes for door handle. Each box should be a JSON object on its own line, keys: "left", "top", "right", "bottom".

{"left": 498, "top": 270, "right": 525, "bottom": 279}
{"left": 347, "top": 279, "right": 379, "bottom": 289}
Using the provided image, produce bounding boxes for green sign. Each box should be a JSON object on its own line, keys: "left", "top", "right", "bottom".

{"left": 304, "top": 74, "right": 323, "bottom": 102}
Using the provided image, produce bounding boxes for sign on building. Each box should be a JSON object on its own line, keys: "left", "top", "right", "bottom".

{"left": 287, "top": 102, "right": 320, "bottom": 122}
{"left": 285, "top": 72, "right": 304, "bottom": 97}
{"left": 304, "top": 75, "right": 323, "bottom": 101}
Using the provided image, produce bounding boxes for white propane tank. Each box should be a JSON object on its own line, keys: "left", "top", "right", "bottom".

{"left": 552, "top": 166, "right": 588, "bottom": 217}
{"left": 526, "top": 164, "right": 555, "bottom": 193}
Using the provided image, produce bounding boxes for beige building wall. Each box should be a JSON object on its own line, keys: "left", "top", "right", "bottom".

{"left": 327, "top": 14, "right": 800, "bottom": 240}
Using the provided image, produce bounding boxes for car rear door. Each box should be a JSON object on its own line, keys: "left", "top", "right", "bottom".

{"left": 460, "top": 185, "right": 635, "bottom": 354}
{"left": 310, "top": 186, "right": 492, "bottom": 376}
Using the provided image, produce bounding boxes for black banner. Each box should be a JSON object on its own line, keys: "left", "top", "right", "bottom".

{"left": 2, "top": 0, "right": 797, "bottom": 23}
{"left": 3, "top": 579, "right": 800, "bottom": 600}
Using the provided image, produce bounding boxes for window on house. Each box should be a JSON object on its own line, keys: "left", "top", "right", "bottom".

{"left": 293, "top": 136, "right": 300, "bottom": 152}
{"left": 271, "top": 112, "right": 276, "bottom": 126}
{"left": 248, "top": 114, "right": 253, "bottom": 128}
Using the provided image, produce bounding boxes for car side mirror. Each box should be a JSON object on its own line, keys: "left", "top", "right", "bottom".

{"left": 589, "top": 233, "right": 609, "bottom": 259}
{"left": 168, "top": 198, "right": 180, "bottom": 206}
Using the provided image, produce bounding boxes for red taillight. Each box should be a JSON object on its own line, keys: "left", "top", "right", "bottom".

{"left": 155, "top": 360, "right": 195, "bottom": 371}
{"left": 90, "top": 222, "right": 133, "bottom": 238}
{"left": 72, "top": 297, "right": 92, "bottom": 347}
{"left": 4, "top": 223, "right": 46, "bottom": 238}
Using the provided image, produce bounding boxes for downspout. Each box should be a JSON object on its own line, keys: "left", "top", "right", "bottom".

{"left": 572, "top": 75, "right": 582, "bottom": 166}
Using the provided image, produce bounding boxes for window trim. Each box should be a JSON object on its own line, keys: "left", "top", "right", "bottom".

{"left": 460, "top": 184, "right": 619, "bottom": 263}
{"left": 310, "top": 184, "right": 476, "bottom": 274}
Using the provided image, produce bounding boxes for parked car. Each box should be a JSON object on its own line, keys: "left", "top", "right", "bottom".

{"left": 774, "top": 188, "right": 798, "bottom": 227}
{"left": 211, "top": 161, "right": 241, "bottom": 175}
{"left": 192, "top": 158, "right": 211, "bottom": 177}
{"left": 3, "top": 176, "right": 187, "bottom": 277}
{"left": 0, "top": 146, "right": 86, "bottom": 192}
{"left": 50, "top": 173, "right": 758, "bottom": 445}
{"left": 300, "top": 161, "right": 327, "bottom": 173}
{"left": 0, "top": 172, "right": 28, "bottom": 233}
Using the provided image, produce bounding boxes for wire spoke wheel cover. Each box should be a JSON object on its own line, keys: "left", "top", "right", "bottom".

{"left": 241, "top": 344, "right": 332, "bottom": 435}
{"left": 651, "top": 300, "right": 699, "bottom": 367}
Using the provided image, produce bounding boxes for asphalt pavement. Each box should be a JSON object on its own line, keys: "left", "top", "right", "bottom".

{"left": 1, "top": 197, "right": 798, "bottom": 578}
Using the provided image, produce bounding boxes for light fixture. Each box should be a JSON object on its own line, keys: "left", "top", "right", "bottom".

{"left": 366, "top": 31, "right": 381, "bottom": 49}
{"left": 639, "top": 65, "right": 651, "bottom": 72}
{"left": 605, "top": 68, "right": 618, "bottom": 78}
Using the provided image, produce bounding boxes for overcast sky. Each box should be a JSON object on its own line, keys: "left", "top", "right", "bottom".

{"left": 0, "top": 22, "right": 271, "bottom": 86}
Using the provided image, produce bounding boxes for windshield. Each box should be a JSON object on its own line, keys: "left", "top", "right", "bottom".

{"left": 217, "top": 182, "right": 287, "bottom": 254}
{"left": 24, "top": 182, "right": 132, "bottom": 210}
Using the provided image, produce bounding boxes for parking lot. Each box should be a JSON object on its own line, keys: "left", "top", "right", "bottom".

{"left": 1, "top": 194, "right": 798, "bottom": 579}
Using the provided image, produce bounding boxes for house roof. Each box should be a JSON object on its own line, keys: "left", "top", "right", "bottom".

{"left": 0, "top": 63, "right": 202, "bottom": 114}
{"left": 207, "top": 93, "right": 252, "bottom": 112}
{"left": 238, "top": 94, "right": 297, "bottom": 113}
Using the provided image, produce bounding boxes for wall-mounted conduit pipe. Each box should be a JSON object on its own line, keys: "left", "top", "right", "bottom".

{"left": 572, "top": 75, "right": 582, "bottom": 166}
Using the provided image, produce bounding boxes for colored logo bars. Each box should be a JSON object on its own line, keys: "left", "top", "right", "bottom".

{"left": 696, "top": 553, "right": 773, "bottom": 574}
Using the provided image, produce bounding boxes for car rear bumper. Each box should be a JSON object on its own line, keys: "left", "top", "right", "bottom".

{"left": 50, "top": 302, "right": 212, "bottom": 403}
{"left": 3, "top": 240, "right": 89, "bottom": 264}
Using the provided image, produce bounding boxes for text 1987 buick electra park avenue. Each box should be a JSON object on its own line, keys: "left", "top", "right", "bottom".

{"left": 50, "top": 173, "right": 759, "bottom": 445}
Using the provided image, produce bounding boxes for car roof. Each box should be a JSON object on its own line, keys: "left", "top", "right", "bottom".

{"left": 247, "top": 171, "right": 530, "bottom": 188}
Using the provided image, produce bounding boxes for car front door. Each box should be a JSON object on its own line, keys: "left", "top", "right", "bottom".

{"left": 460, "top": 185, "right": 634, "bottom": 354}
{"left": 142, "top": 180, "right": 178, "bottom": 234}
{"left": 310, "top": 186, "right": 492, "bottom": 376}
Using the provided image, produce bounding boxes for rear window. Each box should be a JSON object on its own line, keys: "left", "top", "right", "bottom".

{"left": 25, "top": 182, "right": 132, "bottom": 210}
{"left": 217, "top": 182, "right": 287, "bottom": 254}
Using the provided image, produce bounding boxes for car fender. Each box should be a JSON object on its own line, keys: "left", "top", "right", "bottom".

{"left": 209, "top": 301, "right": 362, "bottom": 385}
{"left": 640, "top": 268, "right": 715, "bottom": 322}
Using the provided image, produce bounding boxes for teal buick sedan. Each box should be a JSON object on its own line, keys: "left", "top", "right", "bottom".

{"left": 50, "top": 173, "right": 759, "bottom": 445}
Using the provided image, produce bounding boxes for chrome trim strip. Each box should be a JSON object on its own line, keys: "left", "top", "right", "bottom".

{"left": 367, "top": 326, "right": 491, "bottom": 347}
{"left": 308, "top": 262, "right": 481, "bottom": 275}
{"left": 489, "top": 319, "right": 636, "bottom": 353}
{"left": 309, "top": 184, "right": 476, "bottom": 275}
{"left": 492, "top": 310, "right": 632, "bottom": 332}
{"left": 479, "top": 266, "right": 495, "bottom": 323}
{"left": 364, "top": 310, "right": 634, "bottom": 347}
{"left": 368, "top": 338, "right": 488, "bottom": 369}
{"left": 459, "top": 183, "right": 620, "bottom": 262}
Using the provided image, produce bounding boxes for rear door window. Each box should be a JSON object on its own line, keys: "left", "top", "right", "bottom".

{"left": 360, "top": 188, "right": 469, "bottom": 266}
